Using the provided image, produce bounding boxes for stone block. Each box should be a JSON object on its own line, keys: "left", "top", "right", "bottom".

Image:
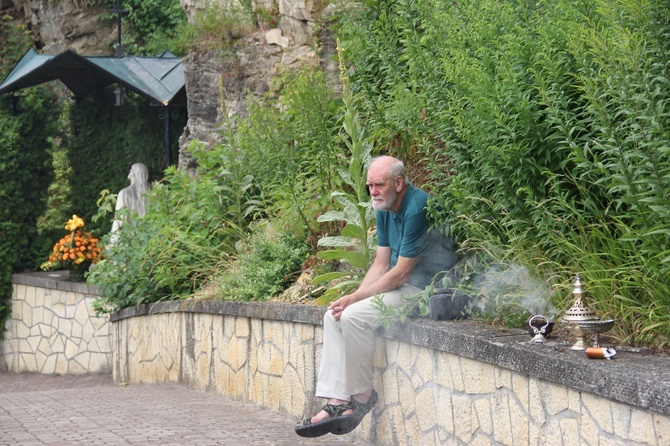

{"left": 88, "top": 352, "right": 111, "bottom": 373}
{"left": 448, "top": 354, "right": 465, "bottom": 392}
{"left": 26, "top": 335, "right": 41, "bottom": 353}
{"left": 558, "top": 418, "right": 579, "bottom": 445}
{"left": 452, "top": 393, "right": 475, "bottom": 441}
{"left": 582, "top": 391, "right": 613, "bottom": 433}
{"left": 413, "top": 347, "right": 434, "bottom": 387}
{"left": 415, "top": 387, "right": 437, "bottom": 432}
{"left": 41, "top": 353, "right": 57, "bottom": 374}
{"left": 54, "top": 353, "right": 68, "bottom": 374}
{"left": 491, "top": 393, "right": 513, "bottom": 444}
{"left": 30, "top": 305, "right": 44, "bottom": 327}
{"left": 403, "top": 410, "right": 423, "bottom": 444}
{"left": 580, "top": 405, "right": 600, "bottom": 445}
{"left": 20, "top": 352, "right": 38, "bottom": 372}
{"left": 540, "top": 380, "right": 569, "bottom": 416}
{"left": 628, "top": 408, "right": 656, "bottom": 444}
{"left": 568, "top": 387, "right": 581, "bottom": 413}
{"left": 375, "top": 403, "right": 401, "bottom": 446}
{"left": 270, "top": 343, "right": 284, "bottom": 376}
{"left": 436, "top": 387, "right": 455, "bottom": 433}
{"left": 395, "top": 340, "right": 415, "bottom": 373}
{"left": 655, "top": 413, "right": 670, "bottom": 445}
{"left": 538, "top": 418, "right": 565, "bottom": 446}
{"left": 473, "top": 397, "right": 492, "bottom": 435}
{"left": 235, "top": 316, "right": 250, "bottom": 337}
{"left": 18, "top": 336, "right": 31, "bottom": 353}
{"left": 66, "top": 290, "right": 79, "bottom": 305}
{"left": 397, "top": 370, "right": 416, "bottom": 416}
{"left": 432, "top": 352, "right": 455, "bottom": 389}
{"left": 494, "top": 367, "right": 512, "bottom": 390}
{"left": 65, "top": 338, "right": 80, "bottom": 360}
{"left": 34, "top": 349, "right": 47, "bottom": 371}
{"left": 509, "top": 391, "right": 530, "bottom": 445}
{"left": 24, "top": 285, "right": 36, "bottom": 307}
{"left": 610, "top": 401, "right": 631, "bottom": 439}
{"left": 52, "top": 302, "right": 67, "bottom": 318}
{"left": 461, "top": 357, "right": 496, "bottom": 394}
{"left": 528, "top": 379, "right": 546, "bottom": 425}
{"left": 74, "top": 299, "right": 90, "bottom": 325}
{"left": 511, "top": 372, "right": 529, "bottom": 411}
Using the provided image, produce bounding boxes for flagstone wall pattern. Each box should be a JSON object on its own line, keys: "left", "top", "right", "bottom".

{"left": 0, "top": 272, "right": 112, "bottom": 374}
{"left": 112, "top": 301, "right": 670, "bottom": 446}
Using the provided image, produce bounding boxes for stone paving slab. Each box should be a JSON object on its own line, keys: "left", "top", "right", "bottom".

{"left": 0, "top": 373, "right": 362, "bottom": 446}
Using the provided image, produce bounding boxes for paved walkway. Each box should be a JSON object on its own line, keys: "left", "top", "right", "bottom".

{"left": 0, "top": 373, "right": 362, "bottom": 446}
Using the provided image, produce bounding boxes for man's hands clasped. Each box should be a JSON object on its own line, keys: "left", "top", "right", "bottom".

{"left": 329, "top": 294, "right": 358, "bottom": 321}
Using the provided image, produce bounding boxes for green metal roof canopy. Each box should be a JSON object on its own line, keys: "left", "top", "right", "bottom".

{"left": 0, "top": 47, "right": 185, "bottom": 106}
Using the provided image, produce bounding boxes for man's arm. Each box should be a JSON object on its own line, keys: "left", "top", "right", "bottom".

{"left": 329, "top": 247, "right": 419, "bottom": 320}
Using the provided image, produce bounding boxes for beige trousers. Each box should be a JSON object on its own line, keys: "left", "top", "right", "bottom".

{"left": 315, "top": 284, "right": 422, "bottom": 401}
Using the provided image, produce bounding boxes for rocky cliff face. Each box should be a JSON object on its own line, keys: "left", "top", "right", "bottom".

{"left": 177, "top": 0, "right": 338, "bottom": 170}
{"left": 8, "top": 0, "right": 116, "bottom": 55}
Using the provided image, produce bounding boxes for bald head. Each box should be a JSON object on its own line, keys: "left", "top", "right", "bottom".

{"left": 369, "top": 156, "right": 406, "bottom": 183}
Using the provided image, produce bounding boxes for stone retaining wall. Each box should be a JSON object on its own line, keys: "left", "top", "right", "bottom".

{"left": 3, "top": 273, "right": 669, "bottom": 445}
{"left": 113, "top": 300, "right": 670, "bottom": 446}
{"left": 1, "top": 272, "right": 112, "bottom": 374}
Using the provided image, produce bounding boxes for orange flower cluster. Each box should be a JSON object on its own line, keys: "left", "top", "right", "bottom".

{"left": 48, "top": 230, "right": 102, "bottom": 266}
{"left": 42, "top": 215, "right": 103, "bottom": 272}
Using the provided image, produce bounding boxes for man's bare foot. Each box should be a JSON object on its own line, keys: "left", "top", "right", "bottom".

{"left": 310, "top": 398, "right": 353, "bottom": 423}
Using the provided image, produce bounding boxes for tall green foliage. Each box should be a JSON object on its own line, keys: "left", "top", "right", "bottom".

{"left": 0, "top": 15, "right": 58, "bottom": 334}
{"left": 0, "top": 89, "right": 58, "bottom": 331}
{"left": 94, "top": 0, "right": 187, "bottom": 56}
{"left": 312, "top": 45, "right": 376, "bottom": 303}
{"left": 336, "top": 0, "right": 670, "bottom": 348}
{"left": 236, "top": 67, "right": 341, "bottom": 238}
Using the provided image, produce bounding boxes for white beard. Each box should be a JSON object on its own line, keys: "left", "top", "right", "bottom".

{"left": 372, "top": 189, "right": 398, "bottom": 211}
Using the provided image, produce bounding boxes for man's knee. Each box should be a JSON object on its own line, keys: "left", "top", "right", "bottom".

{"left": 339, "top": 304, "right": 372, "bottom": 329}
{"left": 323, "top": 309, "right": 336, "bottom": 325}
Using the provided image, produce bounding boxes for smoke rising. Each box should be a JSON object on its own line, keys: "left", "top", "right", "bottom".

{"left": 469, "top": 263, "right": 558, "bottom": 320}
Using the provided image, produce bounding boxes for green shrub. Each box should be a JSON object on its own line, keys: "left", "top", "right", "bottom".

{"left": 214, "top": 222, "right": 310, "bottom": 301}
{"left": 94, "top": 0, "right": 187, "bottom": 56}
{"left": 171, "top": 1, "right": 256, "bottom": 54}
{"left": 236, "top": 67, "right": 342, "bottom": 240}
{"left": 89, "top": 138, "right": 263, "bottom": 312}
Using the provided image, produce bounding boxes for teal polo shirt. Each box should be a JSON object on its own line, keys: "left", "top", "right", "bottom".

{"left": 376, "top": 184, "right": 458, "bottom": 289}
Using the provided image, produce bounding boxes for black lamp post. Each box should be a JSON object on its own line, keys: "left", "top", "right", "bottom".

{"left": 109, "top": 0, "right": 128, "bottom": 58}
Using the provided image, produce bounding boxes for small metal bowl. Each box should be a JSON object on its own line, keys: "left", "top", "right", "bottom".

{"left": 577, "top": 318, "right": 615, "bottom": 347}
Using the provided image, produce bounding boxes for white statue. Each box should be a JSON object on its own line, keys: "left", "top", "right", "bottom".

{"left": 111, "top": 163, "right": 151, "bottom": 234}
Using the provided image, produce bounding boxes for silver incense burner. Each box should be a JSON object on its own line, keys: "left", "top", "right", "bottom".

{"left": 562, "top": 274, "right": 597, "bottom": 350}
